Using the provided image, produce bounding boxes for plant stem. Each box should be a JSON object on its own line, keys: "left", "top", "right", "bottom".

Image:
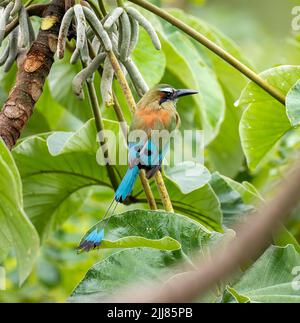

{"left": 155, "top": 171, "right": 173, "bottom": 212}
{"left": 117, "top": 0, "right": 125, "bottom": 6}
{"left": 98, "top": 0, "right": 107, "bottom": 16}
{"left": 86, "top": 0, "right": 104, "bottom": 19}
{"left": 128, "top": 0, "right": 286, "bottom": 106}
{"left": 84, "top": 73, "right": 120, "bottom": 191}
{"left": 25, "top": 0, "right": 35, "bottom": 6}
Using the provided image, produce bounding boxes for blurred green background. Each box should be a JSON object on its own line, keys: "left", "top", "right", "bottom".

{"left": 0, "top": 0, "right": 299, "bottom": 302}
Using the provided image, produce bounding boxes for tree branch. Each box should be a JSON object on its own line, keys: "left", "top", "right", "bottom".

{"left": 128, "top": 0, "right": 286, "bottom": 106}
{"left": 0, "top": 0, "right": 66, "bottom": 150}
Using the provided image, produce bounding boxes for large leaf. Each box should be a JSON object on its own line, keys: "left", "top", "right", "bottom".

{"left": 207, "top": 88, "right": 244, "bottom": 177}
{"left": 69, "top": 248, "right": 179, "bottom": 302}
{"left": 12, "top": 120, "right": 119, "bottom": 238}
{"left": 132, "top": 28, "right": 166, "bottom": 88}
{"left": 0, "top": 139, "right": 39, "bottom": 285}
{"left": 239, "top": 66, "right": 300, "bottom": 170}
{"left": 100, "top": 236, "right": 180, "bottom": 251}
{"left": 286, "top": 79, "right": 300, "bottom": 127}
{"left": 81, "top": 209, "right": 211, "bottom": 254}
{"left": 209, "top": 173, "right": 253, "bottom": 228}
{"left": 70, "top": 209, "right": 213, "bottom": 301}
{"left": 226, "top": 245, "right": 300, "bottom": 303}
{"left": 49, "top": 54, "right": 93, "bottom": 121}
{"left": 164, "top": 162, "right": 211, "bottom": 194}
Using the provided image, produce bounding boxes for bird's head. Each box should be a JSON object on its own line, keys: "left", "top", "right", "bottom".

{"left": 138, "top": 84, "right": 199, "bottom": 110}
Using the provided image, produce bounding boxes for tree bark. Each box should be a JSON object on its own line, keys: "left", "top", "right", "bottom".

{"left": 0, "top": 0, "right": 66, "bottom": 150}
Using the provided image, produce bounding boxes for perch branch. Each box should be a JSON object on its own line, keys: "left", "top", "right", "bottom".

{"left": 129, "top": 0, "right": 286, "bottom": 106}
{"left": 0, "top": 0, "right": 66, "bottom": 150}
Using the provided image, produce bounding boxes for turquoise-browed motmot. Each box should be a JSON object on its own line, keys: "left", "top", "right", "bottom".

{"left": 78, "top": 84, "right": 198, "bottom": 252}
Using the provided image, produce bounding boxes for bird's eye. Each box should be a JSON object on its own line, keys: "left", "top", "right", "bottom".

{"left": 165, "top": 91, "right": 173, "bottom": 99}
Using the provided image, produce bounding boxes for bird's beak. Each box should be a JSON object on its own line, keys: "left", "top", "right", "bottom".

{"left": 174, "top": 89, "right": 199, "bottom": 99}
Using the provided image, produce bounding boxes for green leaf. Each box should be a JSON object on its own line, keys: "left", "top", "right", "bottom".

{"left": 12, "top": 120, "right": 117, "bottom": 238}
{"left": 69, "top": 248, "right": 179, "bottom": 302}
{"left": 227, "top": 245, "right": 300, "bottom": 303}
{"left": 239, "top": 66, "right": 300, "bottom": 170}
{"left": 286, "top": 79, "right": 300, "bottom": 127}
{"left": 0, "top": 139, "right": 39, "bottom": 285}
{"left": 132, "top": 28, "right": 166, "bottom": 88}
{"left": 49, "top": 54, "right": 93, "bottom": 121}
{"left": 209, "top": 173, "right": 253, "bottom": 228}
{"left": 100, "top": 236, "right": 181, "bottom": 251}
{"left": 207, "top": 88, "right": 244, "bottom": 177}
{"left": 221, "top": 176, "right": 263, "bottom": 205}
{"left": 164, "top": 162, "right": 211, "bottom": 194}
{"left": 81, "top": 209, "right": 211, "bottom": 254}
{"left": 70, "top": 210, "right": 213, "bottom": 301}
{"left": 226, "top": 286, "right": 250, "bottom": 303}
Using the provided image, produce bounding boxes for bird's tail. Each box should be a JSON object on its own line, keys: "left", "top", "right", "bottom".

{"left": 77, "top": 167, "right": 139, "bottom": 252}
{"left": 115, "top": 166, "right": 140, "bottom": 202}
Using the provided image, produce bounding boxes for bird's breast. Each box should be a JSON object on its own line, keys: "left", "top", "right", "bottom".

{"left": 136, "top": 108, "right": 177, "bottom": 131}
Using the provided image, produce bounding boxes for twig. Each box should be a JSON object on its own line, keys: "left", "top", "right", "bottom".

{"left": 98, "top": 0, "right": 107, "bottom": 17}
{"left": 128, "top": 0, "right": 286, "bottom": 106}
{"left": 84, "top": 69, "right": 120, "bottom": 191}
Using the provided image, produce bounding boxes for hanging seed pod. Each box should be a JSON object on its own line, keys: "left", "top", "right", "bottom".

{"left": 74, "top": 5, "right": 86, "bottom": 51}
{"left": 92, "top": 36, "right": 102, "bottom": 54}
{"left": 128, "top": 16, "right": 139, "bottom": 55}
{"left": 101, "top": 56, "right": 114, "bottom": 107}
{"left": 57, "top": 7, "right": 74, "bottom": 59}
{"left": 124, "top": 58, "right": 149, "bottom": 97}
{"left": 82, "top": 6, "right": 112, "bottom": 51}
{"left": 4, "top": 27, "right": 19, "bottom": 72}
{"left": 103, "top": 7, "right": 123, "bottom": 30}
{"left": 70, "top": 47, "right": 80, "bottom": 64}
{"left": 80, "top": 37, "right": 90, "bottom": 65}
{"left": 0, "top": 2, "right": 14, "bottom": 46}
{"left": 72, "top": 52, "right": 106, "bottom": 98}
{"left": 86, "top": 26, "right": 94, "bottom": 39}
{"left": 19, "top": 6, "right": 29, "bottom": 48}
{"left": 0, "top": 1, "right": 9, "bottom": 7}
{"left": 119, "top": 12, "right": 131, "bottom": 62}
{"left": 126, "top": 7, "right": 161, "bottom": 50}
{"left": 0, "top": 44, "right": 9, "bottom": 66}
{"left": 109, "top": 31, "right": 120, "bottom": 57}
{"left": 11, "top": 0, "right": 22, "bottom": 17}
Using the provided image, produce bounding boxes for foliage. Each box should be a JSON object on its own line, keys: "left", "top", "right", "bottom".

{"left": 0, "top": 0, "right": 300, "bottom": 303}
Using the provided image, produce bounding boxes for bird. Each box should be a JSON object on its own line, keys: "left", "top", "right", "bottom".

{"left": 77, "top": 84, "right": 198, "bottom": 252}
